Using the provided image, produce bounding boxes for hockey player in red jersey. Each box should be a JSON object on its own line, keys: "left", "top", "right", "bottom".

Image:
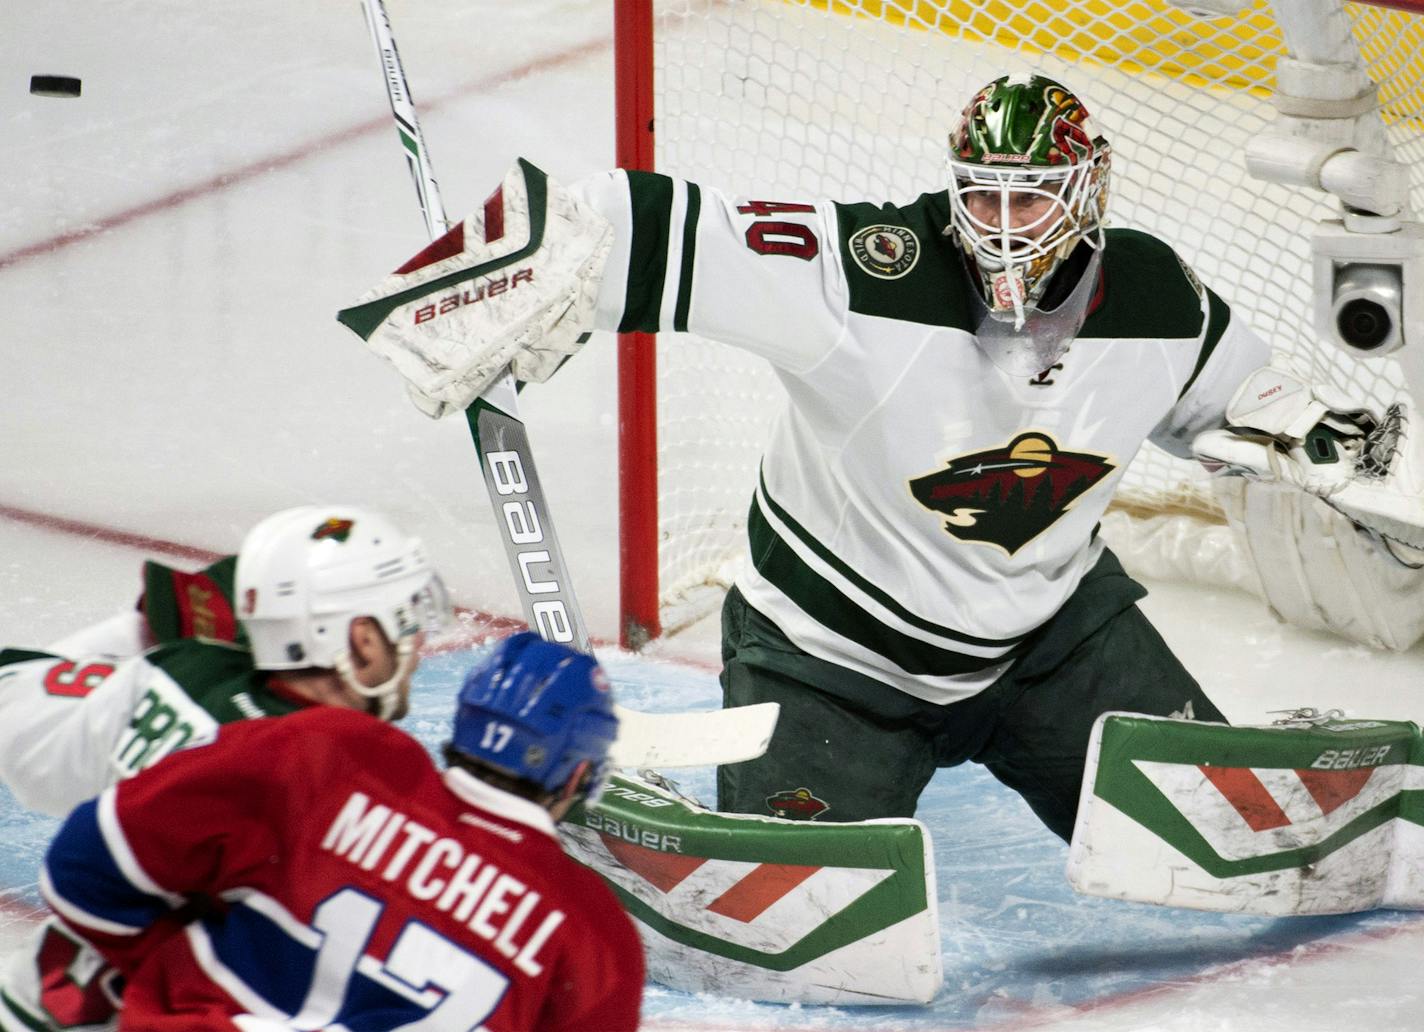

{"left": 38, "top": 631, "right": 644, "bottom": 1031}
{"left": 0, "top": 505, "right": 452, "bottom": 1031}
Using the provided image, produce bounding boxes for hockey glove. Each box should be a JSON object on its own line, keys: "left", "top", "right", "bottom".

{"left": 1193, "top": 365, "right": 1424, "bottom": 553}
{"left": 337, "top": 158, "right": 613, "bottom": 417}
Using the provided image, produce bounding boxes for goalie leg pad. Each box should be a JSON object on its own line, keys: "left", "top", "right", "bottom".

{"left": 562, "top": 772, "right": 942, "bottom": 1005}
{"left": 1214, "top": 477, "right": 1424, "bottom": 650}
{"left": 1068, "top": 711, "right": 1424, "bottom": 915}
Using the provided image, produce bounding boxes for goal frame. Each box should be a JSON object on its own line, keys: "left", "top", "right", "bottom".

{"left": 611, "top": 0, "right": 1424, "bottom": 651}
{"left": 615, "top": 0, "right": 659, "bottom": 650}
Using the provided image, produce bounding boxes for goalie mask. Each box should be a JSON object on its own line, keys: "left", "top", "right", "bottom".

{"left": 947, "top": 73, "right": 1111, "bottom": 375}
{"left": 235, "top": 506, "right": 452, "bottom": 718}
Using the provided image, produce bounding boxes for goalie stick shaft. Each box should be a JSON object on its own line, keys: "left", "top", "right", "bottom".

{"left": 360, "top": 0, "right": 447, "bottom": 240}
{"left": 360, "top": 0, "right": 590, "bottom": 653}
{"left": 358, "top": 0, "right": 781, "bottom": 767}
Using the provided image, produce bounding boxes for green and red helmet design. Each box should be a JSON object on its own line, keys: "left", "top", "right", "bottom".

{"left": 950, "top": 73, "right": 1107, "bottom": 168}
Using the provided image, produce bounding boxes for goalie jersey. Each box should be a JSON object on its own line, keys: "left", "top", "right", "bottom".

{"left": 41, "top": 708, "right": 643, "bottom": 1032}
{"left": 573, "top": 171, "right": 1269, "bottom": 703}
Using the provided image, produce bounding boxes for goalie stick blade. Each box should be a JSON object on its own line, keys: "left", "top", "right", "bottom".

{"left": 609, "top": 702, "right": 779, "bottom": 769}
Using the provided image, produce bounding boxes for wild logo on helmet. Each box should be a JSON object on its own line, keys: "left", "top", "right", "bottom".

{"left": 311, "top": 517, "right": 355, "bottom": 542}
{"left": 909, "top": 431, "right": 1115, "bottom": 555}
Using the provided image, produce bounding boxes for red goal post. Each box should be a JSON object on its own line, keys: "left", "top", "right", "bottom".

{"left": 614, "top": 0, "right": 1424, "bottom": 650}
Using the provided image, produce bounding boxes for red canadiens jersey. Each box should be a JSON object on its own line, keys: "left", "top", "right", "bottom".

{"left": 42, "top": 708, "right": 643, "bottom": 1031}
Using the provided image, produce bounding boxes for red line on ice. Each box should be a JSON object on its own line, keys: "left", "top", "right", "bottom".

{"left": 0, "top": 504, "right": 223, "bottom": 564}
{"left": 0, "top": 500, "right": 643, "bottom": 658}
{"left": 0, "top": 37, "right": 610, "bottom": 272}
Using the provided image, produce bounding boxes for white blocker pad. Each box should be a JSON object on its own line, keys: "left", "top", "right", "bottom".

{"left": 337, "top": 158, "right": 612, "bottom": 412}
{"left": 1068, "top": 711, "right": 1424, "bottom": 915}
{"left": 561, "top": 772, "right": 941, "bottom": 1005}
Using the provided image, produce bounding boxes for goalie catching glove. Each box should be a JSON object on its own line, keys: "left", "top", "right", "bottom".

{"left": 1193, "top": 366, "right": 1424, "bottom": 555}
{"left": 337, "top": 158, "right": 613, "bottom": 417}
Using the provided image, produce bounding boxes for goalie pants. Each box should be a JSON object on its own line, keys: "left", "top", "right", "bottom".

{"left": 716, "top": 548, "right": 1225, "bottom": 840}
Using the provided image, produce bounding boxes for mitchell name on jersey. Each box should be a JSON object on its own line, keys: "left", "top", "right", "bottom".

{"left": 573, "top": 170, "right": 1269, "bottom": 703}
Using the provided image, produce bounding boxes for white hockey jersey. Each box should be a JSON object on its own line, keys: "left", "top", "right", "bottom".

{"left": 0, "top": 638, "right": 300, "bottom": 818}
{"left": 573, "top": 171, "right": 1270, "bottom": 703}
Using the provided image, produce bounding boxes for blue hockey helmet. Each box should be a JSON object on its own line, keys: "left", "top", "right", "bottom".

{"left": 450, "top": 632, "right": 619, "bottom": 802}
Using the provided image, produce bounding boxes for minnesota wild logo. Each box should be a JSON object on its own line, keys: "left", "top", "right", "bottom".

{"left": 311, "top": 517, "right": 355, "bottom": 543}
{"left": 909, "top": 432, "right": 1114, "bottom": 555}
{"left": 766, "top": 787, "right": 829, "bottom": 821}
{"left": 849, "top": 225, "right": 919, "bottom": 279}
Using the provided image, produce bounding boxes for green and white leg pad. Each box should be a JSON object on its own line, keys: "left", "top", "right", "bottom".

{"left": 562, "top": 772, "right": 941, "bottom": 1005}
{"left": 1068, "top": 711, "right": 1424, "bottom": 914}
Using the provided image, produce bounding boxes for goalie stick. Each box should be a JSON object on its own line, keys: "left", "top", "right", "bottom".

{"left": 357, "top": 0, "right": 776, "bottom": 769}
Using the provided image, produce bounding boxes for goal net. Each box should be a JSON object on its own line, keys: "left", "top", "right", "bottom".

{"left": 616, "top": 0, "right": 1424, "bottom": 643}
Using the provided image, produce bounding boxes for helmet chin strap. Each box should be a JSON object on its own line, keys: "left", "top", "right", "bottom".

{"left": 333, "top": 636, "right": 419, "bottom": 720}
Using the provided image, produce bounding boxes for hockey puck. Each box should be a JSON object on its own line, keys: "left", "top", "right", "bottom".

{"left": 30, "top": 75, "right": 82, "bottom": 98}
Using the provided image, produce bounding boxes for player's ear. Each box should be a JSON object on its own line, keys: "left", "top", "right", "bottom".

{"left": 347, "top": 616, "right": 390, "bottom": 665}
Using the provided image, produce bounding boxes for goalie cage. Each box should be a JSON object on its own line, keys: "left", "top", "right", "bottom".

{"left": 612, "top": 0, "right": 1424, "bottom": 648}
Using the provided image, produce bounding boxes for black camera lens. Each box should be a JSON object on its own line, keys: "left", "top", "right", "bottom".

{"left": 1337, "top": 297, "right": 1393, "bottom": 350}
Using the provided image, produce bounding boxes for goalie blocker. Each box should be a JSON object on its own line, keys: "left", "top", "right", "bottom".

{"left": 337, "top": 158, "right": 610, "bottom": 418}
{"left": 1068, "top": 711, "right": 1424, "bottom": 915}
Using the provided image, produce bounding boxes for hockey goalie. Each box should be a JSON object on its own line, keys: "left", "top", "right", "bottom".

{"left": 338, "top": 71, "right": 1424, "bottom": 998}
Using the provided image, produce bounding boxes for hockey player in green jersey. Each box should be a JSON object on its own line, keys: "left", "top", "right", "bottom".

{"left": 341, "top": 74, "right": 1417, "bottom": 837}
{"left": 0, "top": 504, "right": 452, "bottom": 1031}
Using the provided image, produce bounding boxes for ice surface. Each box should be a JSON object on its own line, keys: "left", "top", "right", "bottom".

{"left": 4, "top": 2, "right": 1423, "bottom": 1029}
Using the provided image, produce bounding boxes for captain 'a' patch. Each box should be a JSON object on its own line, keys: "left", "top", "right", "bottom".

{"left": 908, "top": 432, "right": 1114, "bottom": 555}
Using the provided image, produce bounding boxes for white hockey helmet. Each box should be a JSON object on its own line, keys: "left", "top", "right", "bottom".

{"left": 235, "top": 506, "right": 451, "bottom": 716}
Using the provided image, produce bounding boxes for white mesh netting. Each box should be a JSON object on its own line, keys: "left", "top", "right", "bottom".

{"left": 641, "top": 0, "right": 1424, "bottom": 632}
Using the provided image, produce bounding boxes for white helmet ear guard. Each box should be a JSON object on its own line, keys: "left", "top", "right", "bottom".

{"left": 235, "top": 506, "right": 452, "bottom": 684}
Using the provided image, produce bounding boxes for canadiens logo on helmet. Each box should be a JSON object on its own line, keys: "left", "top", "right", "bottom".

{"left": 909, "top": 431, "right": 1115, "bottom": 555}
{"left": 991, "top": 269, "right": 1026, "bottom": 310}
{"left": 765, "top": 787, "right": 830, "bottom": 821}
{"left": 849, "top": 225, "right": 920, "bottom": 279}
{"left": 311, "top": 517, "right": 355, "bottom": 543}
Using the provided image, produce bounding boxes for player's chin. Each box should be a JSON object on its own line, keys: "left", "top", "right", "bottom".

{"left": 364, "top": 691, "right": 410, "bottom": 722}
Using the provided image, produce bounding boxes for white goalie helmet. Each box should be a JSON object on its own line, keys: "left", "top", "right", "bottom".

{"left": 235, "top": 506, "right": 452, "bottom": 716}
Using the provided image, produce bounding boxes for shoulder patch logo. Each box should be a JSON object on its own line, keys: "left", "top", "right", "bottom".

{"left": 849, "top": 225, "right": 920, "bottom": 279}
{"left": 908, "top": 432, "right": 1115, "bottom": 555}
